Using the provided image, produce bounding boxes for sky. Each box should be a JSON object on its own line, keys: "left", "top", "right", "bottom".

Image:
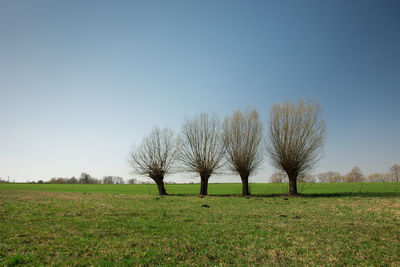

{"left": 0, "top": 0, "right": 399, "bottom": 183}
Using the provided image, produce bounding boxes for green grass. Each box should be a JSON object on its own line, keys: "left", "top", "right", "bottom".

{"left": 0, "top": 183, "right": 399, "bottom": 265}
{"left": 0, "top": 182, "right": 400, "bottom": 196}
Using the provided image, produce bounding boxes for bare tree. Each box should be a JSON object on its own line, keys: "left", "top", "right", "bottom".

{"left": 69, "top": 176, "right": 78, "bottom": 184}
{"left": 102, "top": 176, "right": 123, "bottom": 184}
{"left": 298, "top": 173, "right": 316, "bottom": 183}
{"left": 79, "top": 172, "right": 92, "bottom": 184}
{"left": 180, "top": 113, "right": 225, "bottom": 195}
{"left": 103, "top": 176, "right": 114, "bottom": 184}
{"left": 270, "top": 172, "right": 288, "bottom": 183}
{"left": 78, "top": 172, "right": 100, "bottom": 184}
{"left": 128, "top": 127, "right": 179, "bottom": 195}
{"left": 345, "top": 166, "right": 365, "bottom": 182}
{"left": 367, "top": 173, "right": 389, "bottom": 183}
{"left": 328, "top": 174, "right": 346, "bottom": 183}
{"left": 317, "top": 171, "right": 341, "bottom": 183}
{"left": 389, "top": 164, "right": 400, "bottom": 182}
{"left": 222, "top": 108, "right": 263, "bottom": 195}
{"left": 266, "top": 99, "right": 326, "bottom": 195}
{"left": 116, "top": 177, "right": 124, "bottom": 184}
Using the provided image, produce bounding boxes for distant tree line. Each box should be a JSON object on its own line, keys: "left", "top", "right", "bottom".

{"left": 42, "top": 176, "right": 171, "bottom": 185}
{"left": 316, "top": 164, "right": 400, "bottom": 183}
{"left": 47, "top": 173, "right": 125, "bottom": 185}
{"left": 33, "top": 162, "right": 400, "bottom": 186}
{"left": 270, "top": 164, "right": 400, "bottom": 183}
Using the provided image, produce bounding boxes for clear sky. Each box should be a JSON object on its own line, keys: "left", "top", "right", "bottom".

{"left": 1, "top": 0, "right": 399, "bottom": 182}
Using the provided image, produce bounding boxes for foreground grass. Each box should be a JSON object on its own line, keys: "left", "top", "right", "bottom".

{"left": 1, "top": 182, "right": 400, "bottom": 196}
{"left": 0, "top": 190, "right": 399, "bottom": 266}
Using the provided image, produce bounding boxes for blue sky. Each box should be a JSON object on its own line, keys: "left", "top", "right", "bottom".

{"left": 1, "top": 0, "right": 399, "bottom": 182}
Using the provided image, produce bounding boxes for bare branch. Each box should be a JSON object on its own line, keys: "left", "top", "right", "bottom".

{"left": 223, "top": 108, "right": 264, "bottom": 175}
{"left": 179, "top": 113, "right": 225, "bottom": 176}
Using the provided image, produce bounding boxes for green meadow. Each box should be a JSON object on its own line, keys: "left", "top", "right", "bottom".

{"left": 0, "top": 183, "right": 399, "bottom": 266}
{"left": 1, "top": 182, "right": 400, "bottom": 196}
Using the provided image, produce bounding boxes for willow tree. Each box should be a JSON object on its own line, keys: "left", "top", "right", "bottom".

{"left": 180, "top": 113, "right": 225, "bottom": 195}
{"left": 266, "top": 99, "right": 326, "bottom": 195}
{"left": 128, "top": 127, "right": 179, "bottom": 195}
{"left": 222, "top": 108, "right": 263, "bottom": 196}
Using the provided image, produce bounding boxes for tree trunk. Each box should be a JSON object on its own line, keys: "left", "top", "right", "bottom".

{"left": 288, "top": 172, "right": 298, "bottom": 196}
{"left": 153, "top": 177, "right": 167, "bottom": 195}
{"left": 240, "top": 173, "right": 250, "bottom": 196}
{"left": 200, "top": 174, "right": 210, "bottom": 195}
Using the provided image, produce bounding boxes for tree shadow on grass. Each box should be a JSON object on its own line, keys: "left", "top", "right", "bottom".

{"left": 298, "top": 192, "right": 400, "bottom": 198}
{"left": 166, "top": 192, "right": 400, "bottom": 198}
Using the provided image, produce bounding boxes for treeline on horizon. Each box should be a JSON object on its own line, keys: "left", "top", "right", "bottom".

{"left": 271, "top": 165, "right": 400, "bottom": 183}
{"left": 1, "top": 164, "right": 398, "bottom": 185}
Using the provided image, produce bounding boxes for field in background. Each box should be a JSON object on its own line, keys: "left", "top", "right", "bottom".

{"left": 0, "top": 182, "right": 400, "bottom": 196}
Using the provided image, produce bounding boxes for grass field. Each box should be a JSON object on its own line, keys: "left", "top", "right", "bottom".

{"left": 1, "top": 183, "right": 399, "bottom": 266}
{"left": 1, "top": 182, "right": 400, "bottom": 196}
